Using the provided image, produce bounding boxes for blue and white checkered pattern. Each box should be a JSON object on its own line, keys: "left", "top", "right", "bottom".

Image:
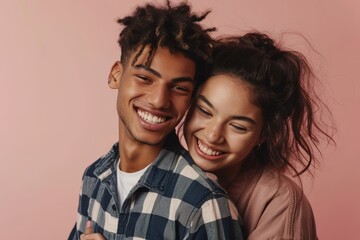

{"left": 69, "top": 143, "right": 244, "bottom": 239}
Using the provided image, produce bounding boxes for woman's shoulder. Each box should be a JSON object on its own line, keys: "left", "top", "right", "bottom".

{"left": 229, "top": 167, "right": 301, "bottom": 203}
{"left": 232, "top": 168, "right": 317, "bottom": 239}
{"left": 261, "top": 169, "right": 304, "bottom": 199}
{"left": 247, "top": 168, "right": 312, "bottom": 211}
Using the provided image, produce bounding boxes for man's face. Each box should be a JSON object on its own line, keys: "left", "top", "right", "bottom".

{"left": 109, "top": 46, "right": 196, "bottom": 147}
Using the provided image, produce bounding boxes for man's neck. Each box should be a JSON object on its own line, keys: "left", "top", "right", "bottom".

{"left": 118, "top": 134, "right": 163, "bottom": 173}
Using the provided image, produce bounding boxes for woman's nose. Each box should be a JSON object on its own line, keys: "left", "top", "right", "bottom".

{"left": 204, "top": 121, "right": 225, "bottom": 144}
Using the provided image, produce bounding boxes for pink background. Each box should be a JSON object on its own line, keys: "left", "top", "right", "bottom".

{"left": 1, "top": 0, "right": 359, "bottom": 239}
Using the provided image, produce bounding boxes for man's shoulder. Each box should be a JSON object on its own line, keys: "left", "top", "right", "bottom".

{"left": 168, "top": 151, "right": 228, "bottom": 200}
{"left": 82, "top": 143, "right": 119, "bottom": 179}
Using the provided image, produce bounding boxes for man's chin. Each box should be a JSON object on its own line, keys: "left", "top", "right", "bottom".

{"left": 137, "top": 139, "right": 164, "bottom": 146}
{"left": 132, "top": 134, "right": 167, "bottom": 147}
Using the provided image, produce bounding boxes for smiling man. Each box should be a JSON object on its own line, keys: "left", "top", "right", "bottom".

{"left": 69, "top": 1, "right": 243, "bottom": 240}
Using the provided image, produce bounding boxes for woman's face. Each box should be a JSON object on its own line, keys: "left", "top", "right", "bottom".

{"left": 184, "top": 74, "right": 264, "bottom": 173}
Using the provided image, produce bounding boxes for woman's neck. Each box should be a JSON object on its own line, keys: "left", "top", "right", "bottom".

{"left": 213, "top": 162, "right": 242, "bottom": 190}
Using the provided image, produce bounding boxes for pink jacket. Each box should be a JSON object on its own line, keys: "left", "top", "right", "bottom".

{"left": 228, "top": 168, "right": 318, "bottom": 240}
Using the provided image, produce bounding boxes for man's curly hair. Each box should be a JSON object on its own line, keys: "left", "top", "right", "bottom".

{"left": 117, "top": 0, "right": 216, "bottom": 90}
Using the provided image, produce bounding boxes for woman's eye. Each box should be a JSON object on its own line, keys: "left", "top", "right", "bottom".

{"left": 196, "top": 105, "right": 211, "bottom": 116}
{"left": 231, "top": 124, "right": 248, "bottom": 133}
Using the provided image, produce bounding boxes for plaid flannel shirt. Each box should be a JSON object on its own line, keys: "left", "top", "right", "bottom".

{"left": 69, "top": 143, "right": 243, "bottom": 239}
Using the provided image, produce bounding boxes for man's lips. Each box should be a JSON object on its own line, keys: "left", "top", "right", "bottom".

{"left": 137, "top": 109, "right": 168, "bottom": 124}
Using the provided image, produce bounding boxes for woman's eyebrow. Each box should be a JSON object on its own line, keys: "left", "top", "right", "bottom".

{"left": 198, "top": 95, "right": 214, "bottom": 108}
{"left": 231, "top": 116, "right": 256, "bottom": 125}
{"left": 198, "top": 94, "right": 256, "bottom": 125}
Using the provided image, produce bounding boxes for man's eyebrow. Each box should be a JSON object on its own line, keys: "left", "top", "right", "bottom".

{"left": 134, "top": 64, "right": 194, "bottom": 83}
{"left": 198, "top": 94, "right": 257, "bottom": 125}
{"left": 134, "top": 64, "right": 161, "bottom": 78}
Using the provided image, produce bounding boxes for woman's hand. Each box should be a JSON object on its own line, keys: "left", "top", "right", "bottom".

{"left": 80, "top": 220, "right": 106, "bottom": 240}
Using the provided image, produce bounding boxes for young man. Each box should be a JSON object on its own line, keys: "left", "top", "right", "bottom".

{"left": 69, "top": 1, "right": 243, "bottom": 239}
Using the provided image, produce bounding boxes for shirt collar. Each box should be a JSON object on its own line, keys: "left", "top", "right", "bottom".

{"left": 92, "top": 142, "right": 186, "bottom": 193}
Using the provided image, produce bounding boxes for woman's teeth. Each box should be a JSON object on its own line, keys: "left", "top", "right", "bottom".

{"left": 198, "top": 140, "right": 222, "bottom": 156}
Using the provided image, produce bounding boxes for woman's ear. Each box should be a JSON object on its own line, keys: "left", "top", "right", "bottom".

{"left": 256, "top": 134, "right": 266, "bottom": 147}
{"left": 108, "top": 61, "right": 123, "bottom": 89}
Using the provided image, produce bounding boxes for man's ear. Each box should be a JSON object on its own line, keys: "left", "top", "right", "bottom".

{"left": 108, "top": 61, "right": 123, "bottom": 89}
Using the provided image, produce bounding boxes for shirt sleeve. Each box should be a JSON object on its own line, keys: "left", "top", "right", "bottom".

{"left": 68, "top": 224, "right": 79, "bottom": 240}
{"left": 187, "top": 195, "right": 245, "bottom": 240}
{"left": 68, "top": 171, "right": 92, "bottom": 240}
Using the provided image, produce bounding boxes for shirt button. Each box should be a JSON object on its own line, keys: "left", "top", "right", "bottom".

{"left": 112, "top": 204, "right": 117, "bottom": 211}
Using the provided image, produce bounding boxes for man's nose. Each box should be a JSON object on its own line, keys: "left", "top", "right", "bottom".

{"left": 147, "top": 84, "right": 171, "bottom": 109}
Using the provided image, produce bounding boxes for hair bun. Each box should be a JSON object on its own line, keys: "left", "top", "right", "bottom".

{"left": 240, "top": 32, "right": 277, "bottom": 53}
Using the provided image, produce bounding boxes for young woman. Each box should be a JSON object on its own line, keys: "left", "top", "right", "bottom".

{"left": 183, "top": 32, "right": 334, "bottom": 239}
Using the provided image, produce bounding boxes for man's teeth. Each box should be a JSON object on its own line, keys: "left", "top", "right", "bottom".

{"left": 198, "top": 140, "right": 222, "bottom": 156}
{"left": 138, "top": 110, "right": 166, "bottom": 124}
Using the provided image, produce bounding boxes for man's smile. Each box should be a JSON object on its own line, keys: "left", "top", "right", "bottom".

{"left": 137, "top": 109, "right": 167, "bottom": 124}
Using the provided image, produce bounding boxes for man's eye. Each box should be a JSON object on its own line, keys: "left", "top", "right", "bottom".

{"left": 173, "top": 85, "right": 189, "bottom": 93}
{"left": 136, "top": 75, "right": 151, "bottom": 82}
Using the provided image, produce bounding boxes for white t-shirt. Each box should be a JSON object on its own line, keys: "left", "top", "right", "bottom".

{"left": 116, "top": 159, "right": 150, "bottom": 208}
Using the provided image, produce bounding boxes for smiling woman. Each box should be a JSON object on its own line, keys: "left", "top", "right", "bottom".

{"left": 183, "top": 32, "right": 335, "bottom": 240}
{"left": 185, "top": 74, "right": 263, "bottom": 175}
